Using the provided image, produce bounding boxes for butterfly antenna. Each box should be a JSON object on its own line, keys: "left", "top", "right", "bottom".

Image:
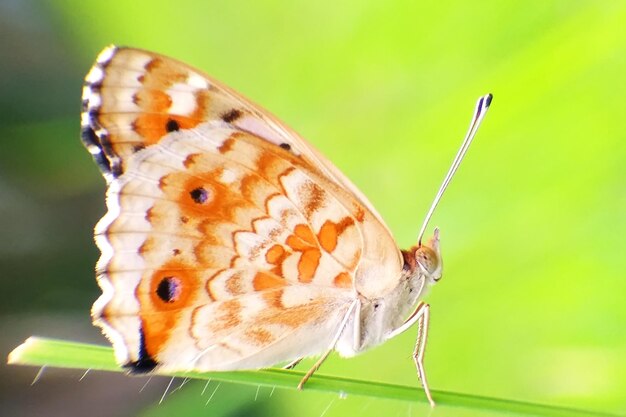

{"left": 417, "top": 93, "right": 493, "bottom": 246}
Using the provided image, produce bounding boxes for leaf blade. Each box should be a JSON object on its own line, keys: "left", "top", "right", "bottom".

{"left": 7, "top": 337, "right": 620, "bottom": 417}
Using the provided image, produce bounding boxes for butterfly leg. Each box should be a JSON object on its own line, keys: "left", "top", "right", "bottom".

{"left": 411, "top": 302, "right": 435, "bottom": 407}
{"left": 297, "top": 348, "right": 332, "bottom": 389}
{"left": 283, "top": 357, "right": 303, "bottom": 370}
{"left": 297, "top": 299, "right": 360, "bottom": 390}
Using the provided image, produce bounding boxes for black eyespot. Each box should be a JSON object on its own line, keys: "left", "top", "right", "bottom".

{"left": 156, "top": 276, "right": 182, "bottom": 303}
{"left": 279, "top": 143, "right": 291, "bottom": 151}
{"left": 374, "top": 303, "right": 380, "bottom": 309}
{"left": 166, "top": 119, "right": 180, "bottom": 132}
{"left": 222, "top": 109, "right": 242, "bottom": 123}
{"left": 190, "top": 187, "right": 208, "bottom": 204}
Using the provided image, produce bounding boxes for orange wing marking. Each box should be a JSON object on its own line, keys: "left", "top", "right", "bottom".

{"left": 209, "top": 299, "right": 242, "bottom": 333}
{"left": 253, "top": 271, "right": 287, "bottom": 291}
{"left": 259, "top": 299, "right": 327, "bottom": 329}
{"left": 283, "top": 224, "right": 322, "bottom": 283}
{"left": 333, "top": 272, "right": 352, "bottom": 289}
{"left": 225, "top": 271, "right": 245, "bottom": 295}
{"left": 317, "top": 217, "right": 355, "bottom": 253}
{"left": 244, "top": 327, "right": 275, "bottom": 346}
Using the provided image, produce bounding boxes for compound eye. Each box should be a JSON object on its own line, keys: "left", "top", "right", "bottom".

{"left": 415, "top": 247, "right": 438, "bottom": 274}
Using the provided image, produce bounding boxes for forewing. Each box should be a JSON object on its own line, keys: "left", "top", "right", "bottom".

{"left": 82, "top": 44, "right": 388, "bottom": 218}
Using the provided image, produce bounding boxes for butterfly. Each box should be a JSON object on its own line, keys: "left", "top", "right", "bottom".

{"left": 81, "top": 45, "right": 492, "bottom": 407}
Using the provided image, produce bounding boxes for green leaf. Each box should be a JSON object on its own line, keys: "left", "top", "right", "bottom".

{"left": 7, "top": 337, "right": 619, "bottom": 417}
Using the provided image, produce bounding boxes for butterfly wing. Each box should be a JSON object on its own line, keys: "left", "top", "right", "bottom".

{"left": 82, "top": 46, "right": 403, "bottom": 371}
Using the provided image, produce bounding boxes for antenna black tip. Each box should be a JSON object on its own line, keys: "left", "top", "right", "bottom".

{"left": 485, "top": 93, "right": 493, "bottom": 107}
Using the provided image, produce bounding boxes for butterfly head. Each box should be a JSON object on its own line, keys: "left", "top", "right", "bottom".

{"left": 413, "top": 228, "right": 443, "bottom": 284}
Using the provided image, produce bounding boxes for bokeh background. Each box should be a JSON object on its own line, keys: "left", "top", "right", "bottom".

{"left": 1, "top": 1, "right": 624, "bottom": 416}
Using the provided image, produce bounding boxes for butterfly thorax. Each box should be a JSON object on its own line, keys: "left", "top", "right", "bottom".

{"left": 336, "top": 231, "right": 442, "bottom": 356}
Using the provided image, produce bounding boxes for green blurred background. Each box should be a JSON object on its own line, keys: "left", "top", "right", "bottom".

{"left": 1, "top": 1, "right": 624, "bottom": 416}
